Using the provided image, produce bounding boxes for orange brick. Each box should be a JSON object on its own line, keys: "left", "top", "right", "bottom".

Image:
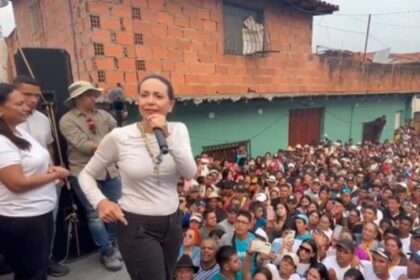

{"left": 135, "top": 46, "right": 153, "bottom": 57}
{"left": 93, "top": 58, "right": 114, "bottom": 70}
{"left": 174, "top": 16, "right": 189, "bottom": 28}
{"left": 168, "top": 50, "right": 184, "bottom": 61}
{"left": 104, "top": 44, "right": 123, "bottom": 57}
{"left": 184, "top": 51, "right": 198, "bottom": 63}
{"left": 158, "top": 12, "right": 174, "bottom": 25}
{"left": 203, "top": 20, "right": 217, "bottom": 31}
{"left": 191, "top": 41, "right": 205, "bottom": 52}
{"left": 167, "top": 26, "right": 183, "bottom": 38}
{"left": 187, "top": 63, "right": 215, "bottom": 74}
{"left": 203, "top": 0, "right": 218, "bottom": 10}
{"left": 106, "top": 71, "right": 125, "bottom": 83}
{"left": 174, "top": 39, "right": 191, "bottom": 51}
{"left": 183, "top": 29, "right": 200, "bottom": 41}
{"left": 91, "top": 30, "right": 110, "bottom": 43}
{"left": 101, "top": 18, "right": 120, "bottom": 31}
{"left": 132, "top": 21, "right": 151, "bottom": 33}
{"left": 148, "top": 0, "right": 164, "bottom": 11}
{"left": 89, "top": 2, "right": 109, "bottom": 14}
{"left": 189, "top": 18, "right": 204, "bottom": 30}
{"left": 150, "top": 24, "right": 168, "bottom": 37}
{"left": 116, "top": 32, "right": 133, "bottom": 45}
{"left": 210, "top": 9, "right": 221, "bottom": 21}
{"left": 175, "top": 63, "right": 187, "bottom": 72}
{"left": 183, "top": 6, "right": 197, "bottom": 18}
{"left": 204, "top": 42, "right": 217, "bottom": 53}
{"left": 141, "top": 9, "right": 158, "bottom": 23}
{"left": 162, "top": 61, "right": 175, "bottom": 72}
{"left": 197, "top": 53, "right": 212, "bottom": 63}
{"left": 166, "top": 2, "right": 183, "bottom": 15}
{"left": 119, "top": 58, "right": 135, "bottom": 70}
{"left": 185, "top": 74, "right": 200, "bottom": 83}
{"left": 197, "top": 8, "right": 210, "bottom": 20}
{"left": 170, "top": 73, "right": 185, "bottom": 84}
{"left": 113, "top": 6, "right": 131, "bottom": 17}
{"left": 124, "top": 72, "right": 138, "bottom": 83}
{"left": 152, "top": 47, "right": 169, "bottom": 59}
{"left": 124, "top": 83, "right": 138, "bottom": 97}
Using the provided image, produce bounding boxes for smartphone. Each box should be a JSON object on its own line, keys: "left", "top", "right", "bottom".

{"left": 283, "top": 230, "right": 296, "bottom": 246}
{"left": 250, "top": 240, "right": 272, "bottom": 255}
{"left": 332, "top": 224, "right": 343, "bottom": 240}
{"left": 271, "top": 241, "right": 281, "bottom": 254}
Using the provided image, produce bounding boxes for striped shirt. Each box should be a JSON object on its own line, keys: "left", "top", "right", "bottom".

{"left": 194, "top": 263, "right": 219, "bottom": 280}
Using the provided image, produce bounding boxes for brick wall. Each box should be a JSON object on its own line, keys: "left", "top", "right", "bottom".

{"left": 11, "top": 0, "right": 420, "bottom": 99}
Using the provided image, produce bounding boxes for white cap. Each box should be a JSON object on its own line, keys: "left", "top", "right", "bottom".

{"left": 255, "top": 193, "right": 268, "bottom": 202}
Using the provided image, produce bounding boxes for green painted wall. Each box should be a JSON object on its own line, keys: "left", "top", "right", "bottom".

{"left": 126, "top": 95, "right": 412, "bottom": 157}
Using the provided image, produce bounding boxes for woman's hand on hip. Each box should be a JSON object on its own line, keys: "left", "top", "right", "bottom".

{"left": 97, "top": 199, "right": 128, "bottom": 225}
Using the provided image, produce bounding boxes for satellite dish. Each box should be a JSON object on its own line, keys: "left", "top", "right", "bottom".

{"left": 0, "top": 0, "right": 9, "bottom": 8}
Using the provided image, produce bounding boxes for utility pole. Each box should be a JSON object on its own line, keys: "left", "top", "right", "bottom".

{"left": 363, "top": 14, "right": 372, "bottom": 62}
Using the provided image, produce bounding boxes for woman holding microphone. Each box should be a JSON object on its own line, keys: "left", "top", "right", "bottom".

{"left": 78, "top": 75, "right": 197, "bottom": 280}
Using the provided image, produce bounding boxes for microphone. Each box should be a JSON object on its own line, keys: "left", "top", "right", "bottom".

{"left": 153, "top": 128, "right": 169, "bottom": 154}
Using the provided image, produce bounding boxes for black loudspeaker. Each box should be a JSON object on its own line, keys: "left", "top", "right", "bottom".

{"left": 14, "top": 48, "right": 73, "bottom": 118}
{"left": 14, "top": 48, "right": 96, "bottom": 261}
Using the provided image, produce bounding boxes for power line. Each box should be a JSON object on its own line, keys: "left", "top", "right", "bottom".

{"left": 324, "top": 13, "right": 420, "bottom": 29}
{"left": 339, "top": 9, "right": 420, "bottom": 17}
{"left": 314, "top": 23, "right": 366, "bottom": 35}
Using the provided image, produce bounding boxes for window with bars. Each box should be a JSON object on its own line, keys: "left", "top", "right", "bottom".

{"left": 134, "top": 33, "right": 143, "bottom": 45}
{"left": 98, "top": 71, "right": 106, "bottom": 82}
{"left": 136, "top": 60, "right": 146, "bottom": 71}
{"left": 223, "top": 2, "right": 265, "bottom": 56}
{"left": 114, "top": 57, "right": 119, "bottom": 69}
{"left": 132, "top": 7, "right": 141, "bottom": 20}
{"left": 123, "top": 47, "right": 128, "bottom": 57}
{"left": 90, "top": 15, "right": 100, "bottom": 28}
{"left": 202, "top": 140, "right": 250, "bottom": 162}
{"left": 120, "top": 17, "right": 126, "bottom": 31}
{"left": 93, "top": 43, "right": 104, "bottom": 56}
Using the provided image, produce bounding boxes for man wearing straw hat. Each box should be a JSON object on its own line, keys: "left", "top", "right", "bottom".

{"left": 59, "top": 81, "right": 123, "bottom": 271}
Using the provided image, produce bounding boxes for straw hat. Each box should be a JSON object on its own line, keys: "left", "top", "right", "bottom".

{"left": 64, "top": 81, "right": 102, "bottom": 107}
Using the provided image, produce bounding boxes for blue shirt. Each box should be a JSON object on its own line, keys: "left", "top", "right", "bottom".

{"left": 179, "top": 246, "right": 201, "bottom": 266}
{"left": 234, "top": 233, "right": 256, "bottom": 280}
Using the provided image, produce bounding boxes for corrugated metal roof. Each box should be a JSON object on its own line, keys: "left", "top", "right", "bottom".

{"left": 279, "top": 0, "right": 339, "bottom": 15}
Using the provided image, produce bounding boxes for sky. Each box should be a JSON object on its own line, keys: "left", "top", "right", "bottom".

{"left": 0, "top": 0, "right": 420, "bottom": 53}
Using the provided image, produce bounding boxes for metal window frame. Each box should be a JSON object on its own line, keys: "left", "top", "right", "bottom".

{"left": 222, "top": 1, "right": 265, "bottom": 56}
{"left": 132, "top": 7, "right": 141, "bottom": 20}
{"left": 90, "top": 15, "right": 101, "bottom": 28}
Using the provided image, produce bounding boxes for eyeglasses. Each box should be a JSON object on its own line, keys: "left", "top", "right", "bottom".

{"left": 183, "top": 233, "right": 193, "bottom": 239}
{"left": 235, "top": 219, "right": 250, "bottom": 225}
{"left": 299, "top": 246, "right": 312, "bottom": 254}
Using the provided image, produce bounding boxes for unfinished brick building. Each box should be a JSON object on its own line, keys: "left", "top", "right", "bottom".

{"left": 9, "top": 0, "right": 420, "bottom": 155}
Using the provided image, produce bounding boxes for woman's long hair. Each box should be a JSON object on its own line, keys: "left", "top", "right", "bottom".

{"left": 299, "top": 239, "right": 318, "bottom": 265}
{"left": 310, "top": 262, "right": 330, "bottom": 280}
{"left": 0, "top": 83, "right": 30, "bottom": 150}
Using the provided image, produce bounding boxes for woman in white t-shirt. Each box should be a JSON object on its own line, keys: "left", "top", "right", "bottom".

{"left": 0, "top": 83, "right": 69, "bottom": 280}
{"left": 78, "top": 75, "right": 197, "bottom": 280}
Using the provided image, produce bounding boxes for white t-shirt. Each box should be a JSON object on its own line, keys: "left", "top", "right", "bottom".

{"left": 17, "top": 110, "right": 53, "bottom": 149}
{"left": 400, "top": 235, "right": 411, "bottom": 257}
{"left": 0, "top": 128, "right": 56, "bottom": 217}
{"left": 265, "top": 263, "right": 300, "bottom": 280}
{"left": 78, "top": 122, "right": 197, "bottom": 215}
{"left": 322, "top": 255, "right": 353, "bottom": 280}
{"left": 361, "top": 261, "right": 400, "bottom": 280}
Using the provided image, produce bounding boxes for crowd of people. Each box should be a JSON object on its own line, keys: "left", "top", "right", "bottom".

{"left": 173, "top": 126, "right": 420, "bottom": 280}
{"left": 0, "top": 74, "right": 419, "bottom": 280}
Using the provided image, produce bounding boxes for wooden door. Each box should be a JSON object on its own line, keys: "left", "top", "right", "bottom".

{"left": 289, "top": 108, "right": 323, "bottom": 146}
